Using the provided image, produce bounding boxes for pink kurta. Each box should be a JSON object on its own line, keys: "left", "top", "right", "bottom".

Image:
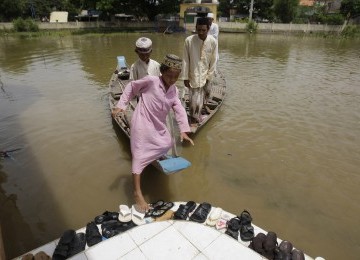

{"left": 116, "top": 76, "right": 190, "bottom": 174}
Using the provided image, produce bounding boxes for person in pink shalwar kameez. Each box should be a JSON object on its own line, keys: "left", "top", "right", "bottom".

{"left": 112, "top": 54, "right": 194, "bottom": 212}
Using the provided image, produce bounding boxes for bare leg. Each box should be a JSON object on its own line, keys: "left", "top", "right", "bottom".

{"left": 133, "top": 173, "right": 150, "bottom": 212}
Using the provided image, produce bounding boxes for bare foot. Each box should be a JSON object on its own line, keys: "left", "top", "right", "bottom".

{"left": 134, "top": 191, "right": 150, "bottom": 213}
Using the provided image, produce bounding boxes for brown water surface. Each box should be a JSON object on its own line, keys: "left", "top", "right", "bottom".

{"left": 0, "top": 33, "right": 359, "bottom": 259}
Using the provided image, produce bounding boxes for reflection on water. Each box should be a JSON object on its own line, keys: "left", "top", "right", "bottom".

{"left": 0, "top": 33, "right": 359, "bottom": 259}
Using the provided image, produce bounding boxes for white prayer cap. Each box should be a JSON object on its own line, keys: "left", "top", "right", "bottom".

{"left": 135, "top": 37, "right": 152, "bottom": 53}
{"left": 207, "top": 13, "right": 214, "bottom": 18}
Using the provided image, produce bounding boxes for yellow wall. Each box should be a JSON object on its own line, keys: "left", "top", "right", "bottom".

{"left": 180, "top": 3, "right": 218, "bottom": 20}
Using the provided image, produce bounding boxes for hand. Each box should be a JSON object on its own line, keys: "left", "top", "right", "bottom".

{"left": 204, "top": 80, "right": 209, "bottom": 87}
{"left": 184, "top": 80, "right": 190, "bottom": 88}
{"left": 180, "top": 132, "right": 194, "bottom": 146}
{"left": 112, "top": 108, "right": 123, "bottom": 118}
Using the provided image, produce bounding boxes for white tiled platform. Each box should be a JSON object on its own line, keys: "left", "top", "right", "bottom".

{"left": 14, "top": 203, "right": 319, "bottom": 260}
{"left": 15, "top": 221, "right": 267, "bottom": 260}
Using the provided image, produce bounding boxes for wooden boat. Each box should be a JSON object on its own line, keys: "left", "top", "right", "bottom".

{"left": 108, "top": 56, "right": 226, "bottom": 173}
{"left": 184, "top": 71, "right": 226, "bottom": 134}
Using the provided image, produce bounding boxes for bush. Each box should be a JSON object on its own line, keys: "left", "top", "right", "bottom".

{"left": 246, "top": 20, "right": 258, "bottom": 33}
{"left": 13, "top": 18, "right": 39, "bottom": 32}
{"left": 341, "top": 25, "right": 360, "bottom": 37}
{"left": 313, "top": 13, "right": 345, "bottom": 25}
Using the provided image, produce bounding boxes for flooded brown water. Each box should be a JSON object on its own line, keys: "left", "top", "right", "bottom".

{"left": 0, "top": 33, "right": 359, "bottom": 259}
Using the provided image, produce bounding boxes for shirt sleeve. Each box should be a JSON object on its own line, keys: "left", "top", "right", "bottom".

{"left": 181, "top": 39, "right": 190, "bottom": 81}
{"left": 206, "top": 39, "right": 217, "bottom": 82}
{"left": 129, "top": 63, "right": 136, "bottom": 80}
{"left": 116, "top": 77, "right": 148, "bottom": 110}
{"left": 214, "top": 24, "right": 219, "bottom": 39}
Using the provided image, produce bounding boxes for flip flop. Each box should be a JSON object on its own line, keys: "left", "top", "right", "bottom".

{"left": 145, "top": 200, "right": 169, "bottom": 218}
{"left": 150, "top": 202, "right": 174, "bottom": 218}
{"left": 118, "top": 204, "right": 131, "bottom": 222}
{"left": 131, "top": 205, "right": 146, "bottom": 225}
{"left": 206, "top": 207, "right": 223, "bottom": 227}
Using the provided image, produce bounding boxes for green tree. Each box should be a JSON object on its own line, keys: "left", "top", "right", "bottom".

{"left": 273, "top": 0, "right": 299, "bottom": 22}
{"left": 218, "top": 0, "right": 233, "bottom": 17}
{"left": 340, "top": 0, "right": 360, "bottom": 20}
{"left": 219, "top": 0, "right": 274, "bottom": 21}
{"left": 125, "top": 0, "right": 180, "bottom": 21}
{"left": 0, "top": 0, "right": 26, "bottom": 21}
{"left": 255, "top": 0, "right": 274, "bottom": 21}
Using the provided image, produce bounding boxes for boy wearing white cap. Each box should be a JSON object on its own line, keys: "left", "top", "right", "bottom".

{"left": 130, "top": 37, "right": 160, "bottom": 80}
{"left": 207, "top": 13, "right": 219, "bottom": 40}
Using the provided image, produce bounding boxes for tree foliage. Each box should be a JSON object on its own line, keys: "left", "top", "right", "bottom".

{"left": 218, "top": 0, "right": 274, "bottom": 21}
{"left": 0, "top": 0, "right": 181, "bottom": 22}
{"left": 273, "top": 0, "right": 299, "bottom": 23}
{"left": 340, "top": 0, "right": 360, "bottom": 19}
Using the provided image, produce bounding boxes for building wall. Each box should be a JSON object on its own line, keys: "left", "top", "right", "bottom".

{"left": 180, "top": 3, "right": 218, "bottom": 20}
{"left": 49, "top": 12, "right": 68, "bottom": 23}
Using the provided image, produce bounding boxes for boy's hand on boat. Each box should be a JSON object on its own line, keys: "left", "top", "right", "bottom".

{"left": 184, "top": 80, "right": 190, "bottom": 88}
{"left": 180, "top": 133, "right": 194, "bottom": 146}
{"left": 112, "top": 108, "right": 123, "bottom": 118}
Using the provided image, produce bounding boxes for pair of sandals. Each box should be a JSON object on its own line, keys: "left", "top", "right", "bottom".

{"left": 249, "top": 231, "right": 278, "bottom": 259}
{"left": 275, "top": 240, "right": 305, "bottom": 260}
{"left": 52, "top": 230, "right": 86, "bottom": 260}
{"left": 225, "top": 209, "right": 254, "bottom": 241}
{"left": 101, "top": 219, "right": 136, "bottom": 239}
{"left": 173, "top": 202, "right": 212, "bottom": 223}
{"left": 145, "top": 200, "right": 174, "bottom": 218}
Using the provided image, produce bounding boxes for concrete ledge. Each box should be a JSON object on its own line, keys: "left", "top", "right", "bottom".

{"left": 0, "top": 21, "right": 347, "bottom": 34}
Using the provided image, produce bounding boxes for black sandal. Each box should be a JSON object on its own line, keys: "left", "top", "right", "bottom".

{"left": 291, "top": 249, "right": 305, "bottom": 260}
{"left": 240, "top": 224, "right": 254, "bottom": 241}
{"left": 52, "top": 229, "right": 75, "bottom": 260}
{"left": 174, "top": 201, "right": 196, "bottom": 220}
{"left": 101, "top": 220, "right": 136, "bottom": 239}
{"left": 238, "top": 209, "right": 252, "bottom": 225}
{"left": 263, "top": 231, "right": 278, "bottom": 259}
{"left": 94, "top": 211, "right": 119, "bottom": 224}
{"left": 225, "top": 217, "right": 240, "bottom": 240}
{"left": 249, "top": 232, "right": 266, "bottom": 255}
{"left": 68, "top": 232, "right": 86, "bottom": 258}
{"left": 189, "top": 202, "right": 212, "bottom": 223}
{"left": 86, "top": 221, "right": 102, "bottom": 247}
